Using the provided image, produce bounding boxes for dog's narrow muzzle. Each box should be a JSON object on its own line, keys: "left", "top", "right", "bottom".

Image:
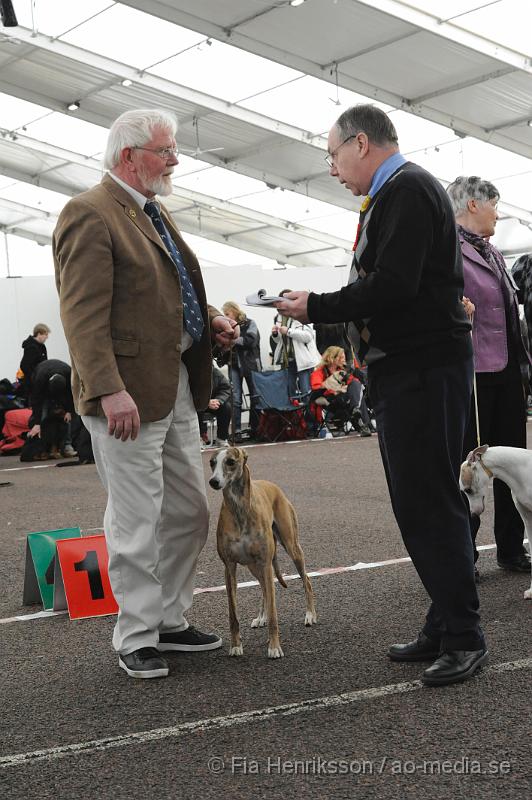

{"left": 209, "top": 477, "right": 221, "bottom": 490}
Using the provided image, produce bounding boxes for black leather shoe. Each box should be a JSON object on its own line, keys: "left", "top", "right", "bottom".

{"left": 497, "top": 553, "right": 531, "bottom": 573}
{"left": 388, "top": 633, "right": 441, "bottom": 662}
{"left": 119, "top": 647, "right": 169, "bottom": 679}
{"left": 422, "top": 649, "right": 488, "bottom": 686}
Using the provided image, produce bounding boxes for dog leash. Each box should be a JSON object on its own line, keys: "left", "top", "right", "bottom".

{"left": 469, "top": 319, "right": 492, "bottom": 476}
{"left": 228, "top": 359, "right": 236, "bottom": 445}
{"left": 467, "top": 303, "right": 482, "bottom": 449}
{"left": 472, "top": 371, "right": 481, "bottom": 449}
{"left": 479, "top": 458, "right": 493, "bottom": 478}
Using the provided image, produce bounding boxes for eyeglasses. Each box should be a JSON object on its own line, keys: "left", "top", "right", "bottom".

{"left": 324, "top": 134, "right": 358, "bottom": 168}
{"left": 132, "top": 146, "right": 179, "bottom": 160}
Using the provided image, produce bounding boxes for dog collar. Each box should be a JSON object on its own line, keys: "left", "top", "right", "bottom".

{"left": 479, "top": 459, "right": 493, "bottom": 479}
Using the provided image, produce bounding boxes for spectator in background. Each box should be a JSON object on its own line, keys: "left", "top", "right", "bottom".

{"left": 18, "top": 323, "right": 50, "bottom": 400}
{"left": 27, "top": 358, "right": 76, "bottom": 458}
{"left": 310, "top": 346, "right": 372, "bottom": 436}
{"left": 271, "top": 289, "right": 321, "bottom": 396}
{"left": 448, "top": 176, "right": 532, "bottom": 576}
{"left": 511, "top": 253, "right": 532, "bottom": 347}
{"left": 221, "top": 301, "right": 262, "bottom": 440}
{"left": 510, "top": 253, "right": 532, "bottom": 417}
{"left": 198, "top": 364, "right": 232, "bottom": 448}
{"left": 313, "top": 322, "right": 352, "bottom": 363}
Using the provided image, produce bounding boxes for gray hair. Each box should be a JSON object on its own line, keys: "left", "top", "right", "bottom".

{"left": 103, "top": 108, "right": 178, "bottom": 170}
{"left": 335, "top": 104, "right": 398, "bottom": 147}
{"left": 446, "top": 176, "right": 500, "bottom": 215}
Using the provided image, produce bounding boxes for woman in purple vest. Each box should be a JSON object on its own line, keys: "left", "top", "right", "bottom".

{"left": 447, "top": 176, "right": 532, "bottom": 578}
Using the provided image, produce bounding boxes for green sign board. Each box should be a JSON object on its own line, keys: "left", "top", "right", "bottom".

{"left": 22, "top": 528, "right": 82, "bottom": 609}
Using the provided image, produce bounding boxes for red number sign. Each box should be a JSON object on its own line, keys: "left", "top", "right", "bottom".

{"left": 56, "top": 535, "right": 118, "bottom": 619}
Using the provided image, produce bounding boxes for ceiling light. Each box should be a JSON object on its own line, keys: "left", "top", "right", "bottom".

{"left": 290, "top": 0, "right": 306, "bottom": 6}
{"left": 121, "top": 78, "right": 132, "bottom": 87}
{"left": 67, "top": 101, "right": 80, "bottom": 112}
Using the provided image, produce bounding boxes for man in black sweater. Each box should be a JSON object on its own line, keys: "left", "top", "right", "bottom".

{"left": 275, "top": 105, "right": 486, "bottom": 687}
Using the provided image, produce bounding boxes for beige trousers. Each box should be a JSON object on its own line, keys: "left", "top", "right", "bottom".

{"left": 83, "top": 363, "right": 209, "bottom": 655}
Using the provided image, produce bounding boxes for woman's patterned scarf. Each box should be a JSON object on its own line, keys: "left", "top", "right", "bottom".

{"left": 458, "top": 225, "right": 507, "bottom": 276}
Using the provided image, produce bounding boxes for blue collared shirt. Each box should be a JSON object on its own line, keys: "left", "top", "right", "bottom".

{"left": 368, "top": 152, "right": 407, "bottom": 199}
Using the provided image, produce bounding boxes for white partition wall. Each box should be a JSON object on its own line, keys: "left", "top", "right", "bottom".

{"left": 0, "top": 263, "right": 350, "bottom": 380}
{"left": 0, "top": 276, "right": 71, "bottom": 379}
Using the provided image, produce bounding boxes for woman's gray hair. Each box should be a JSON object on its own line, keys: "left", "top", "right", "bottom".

{"left": 446, "top": 176, "right": 500, "bottom": 215}
{"left": 335, "top": 104, "right": 398, "bottom": 146}
{"left": 104, "top": 108, "right": 178, "bottom": 170}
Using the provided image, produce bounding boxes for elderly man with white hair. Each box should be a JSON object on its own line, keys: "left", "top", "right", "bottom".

{"left": 53, "top": 109, "right": 238, "bottom": 679}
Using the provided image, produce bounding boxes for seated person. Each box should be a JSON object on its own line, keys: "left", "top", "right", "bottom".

{"left": 198, "top": 365, "right": 232, "bottom": 447}
{"left": 26, "top": 359, "right": 76, "bottom": 459}
{"left": 310, "top": 347, "right": 372, "bottom": 436}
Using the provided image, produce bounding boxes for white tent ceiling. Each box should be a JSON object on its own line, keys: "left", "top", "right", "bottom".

{"left": 120, "top": 0, "right": 532, "bottom": 157}
{"left": 0, "top": 0, "right": 530, "bottom": 274}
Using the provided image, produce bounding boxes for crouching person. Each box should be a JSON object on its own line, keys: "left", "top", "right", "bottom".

{"left": 25, "top": 359, "right": 76, "bottom": 460}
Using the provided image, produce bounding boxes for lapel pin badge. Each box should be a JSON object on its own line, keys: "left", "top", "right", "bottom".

{"left": 128, "top": 208, "right": 137, "bottom": 219}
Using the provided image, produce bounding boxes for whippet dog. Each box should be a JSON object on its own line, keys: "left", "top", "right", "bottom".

{"left": 209, "top": 447, "right": 317, "bottom": 658}
{"left": 460, "top": 444, "right": 532, "bottom": 599}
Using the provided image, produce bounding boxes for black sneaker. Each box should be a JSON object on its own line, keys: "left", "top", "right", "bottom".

{"left": 159, "top": 626, "right": 222, "bottom": 652}
{"left": 496, "top": 553, "right": 531, "bottom": 573}
{"left": 118, "top": 647, "right": 169, "bottom": 679}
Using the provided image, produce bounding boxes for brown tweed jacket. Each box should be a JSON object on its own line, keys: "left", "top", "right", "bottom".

{"left": 53, "top": 174, "right": 219, "bottom": 422}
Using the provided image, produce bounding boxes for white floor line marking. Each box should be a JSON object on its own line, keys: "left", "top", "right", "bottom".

{"left": 202, "top": 435, "right": 367, "bottom": 452}
{"left": 0, "top": 610, "right": 68, "bottom": 624}
{"left": 0, "top": 545, "right": 502, "bottom": 626}
{"left": 0, "top": 464, "right": 55, "bottom": 473}
{"left": 1, "top": 657, "right": 530, "bottom": 770}
{"left": 0, "top": 435, "right": 364, "bottom": 475}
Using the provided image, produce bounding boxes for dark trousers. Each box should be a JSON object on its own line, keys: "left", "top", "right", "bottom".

{"left": 231, "top": 367, "right": 259, "bottom": 435}
{"left": 462, "top": 377, "right": 527, "bottom": 561}
{"left": 322, "top": 382, "right": 371, "bottom": 428}
{"left": 41, "top": 417, "right": 68, "bottom": 452}
{"left": 369, "top": 358, "right": 484, "bottom": 651}
{"left": 198, "top": 402, "right": 231, "bottom": 440}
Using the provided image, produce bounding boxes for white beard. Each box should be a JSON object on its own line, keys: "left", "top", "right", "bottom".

{"left": 138, "top": 167, "right": 174, "bottom": 197}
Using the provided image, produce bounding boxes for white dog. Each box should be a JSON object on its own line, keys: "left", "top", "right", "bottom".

{"left": 460, "top": 444, "right": 532, "bottom": 599}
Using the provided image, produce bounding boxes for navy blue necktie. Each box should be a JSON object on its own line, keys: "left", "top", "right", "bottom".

{"left": 144, "top": 201, "right": 204, "bottom": 342}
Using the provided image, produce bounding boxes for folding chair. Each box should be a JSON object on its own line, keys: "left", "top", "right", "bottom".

{"left": 250, "top": 370, "right": 307, "bottom": 443}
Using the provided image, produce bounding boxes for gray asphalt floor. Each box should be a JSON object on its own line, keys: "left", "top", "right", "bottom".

{"left": 0, "top": 430, "right": 530, "bottom": 799}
